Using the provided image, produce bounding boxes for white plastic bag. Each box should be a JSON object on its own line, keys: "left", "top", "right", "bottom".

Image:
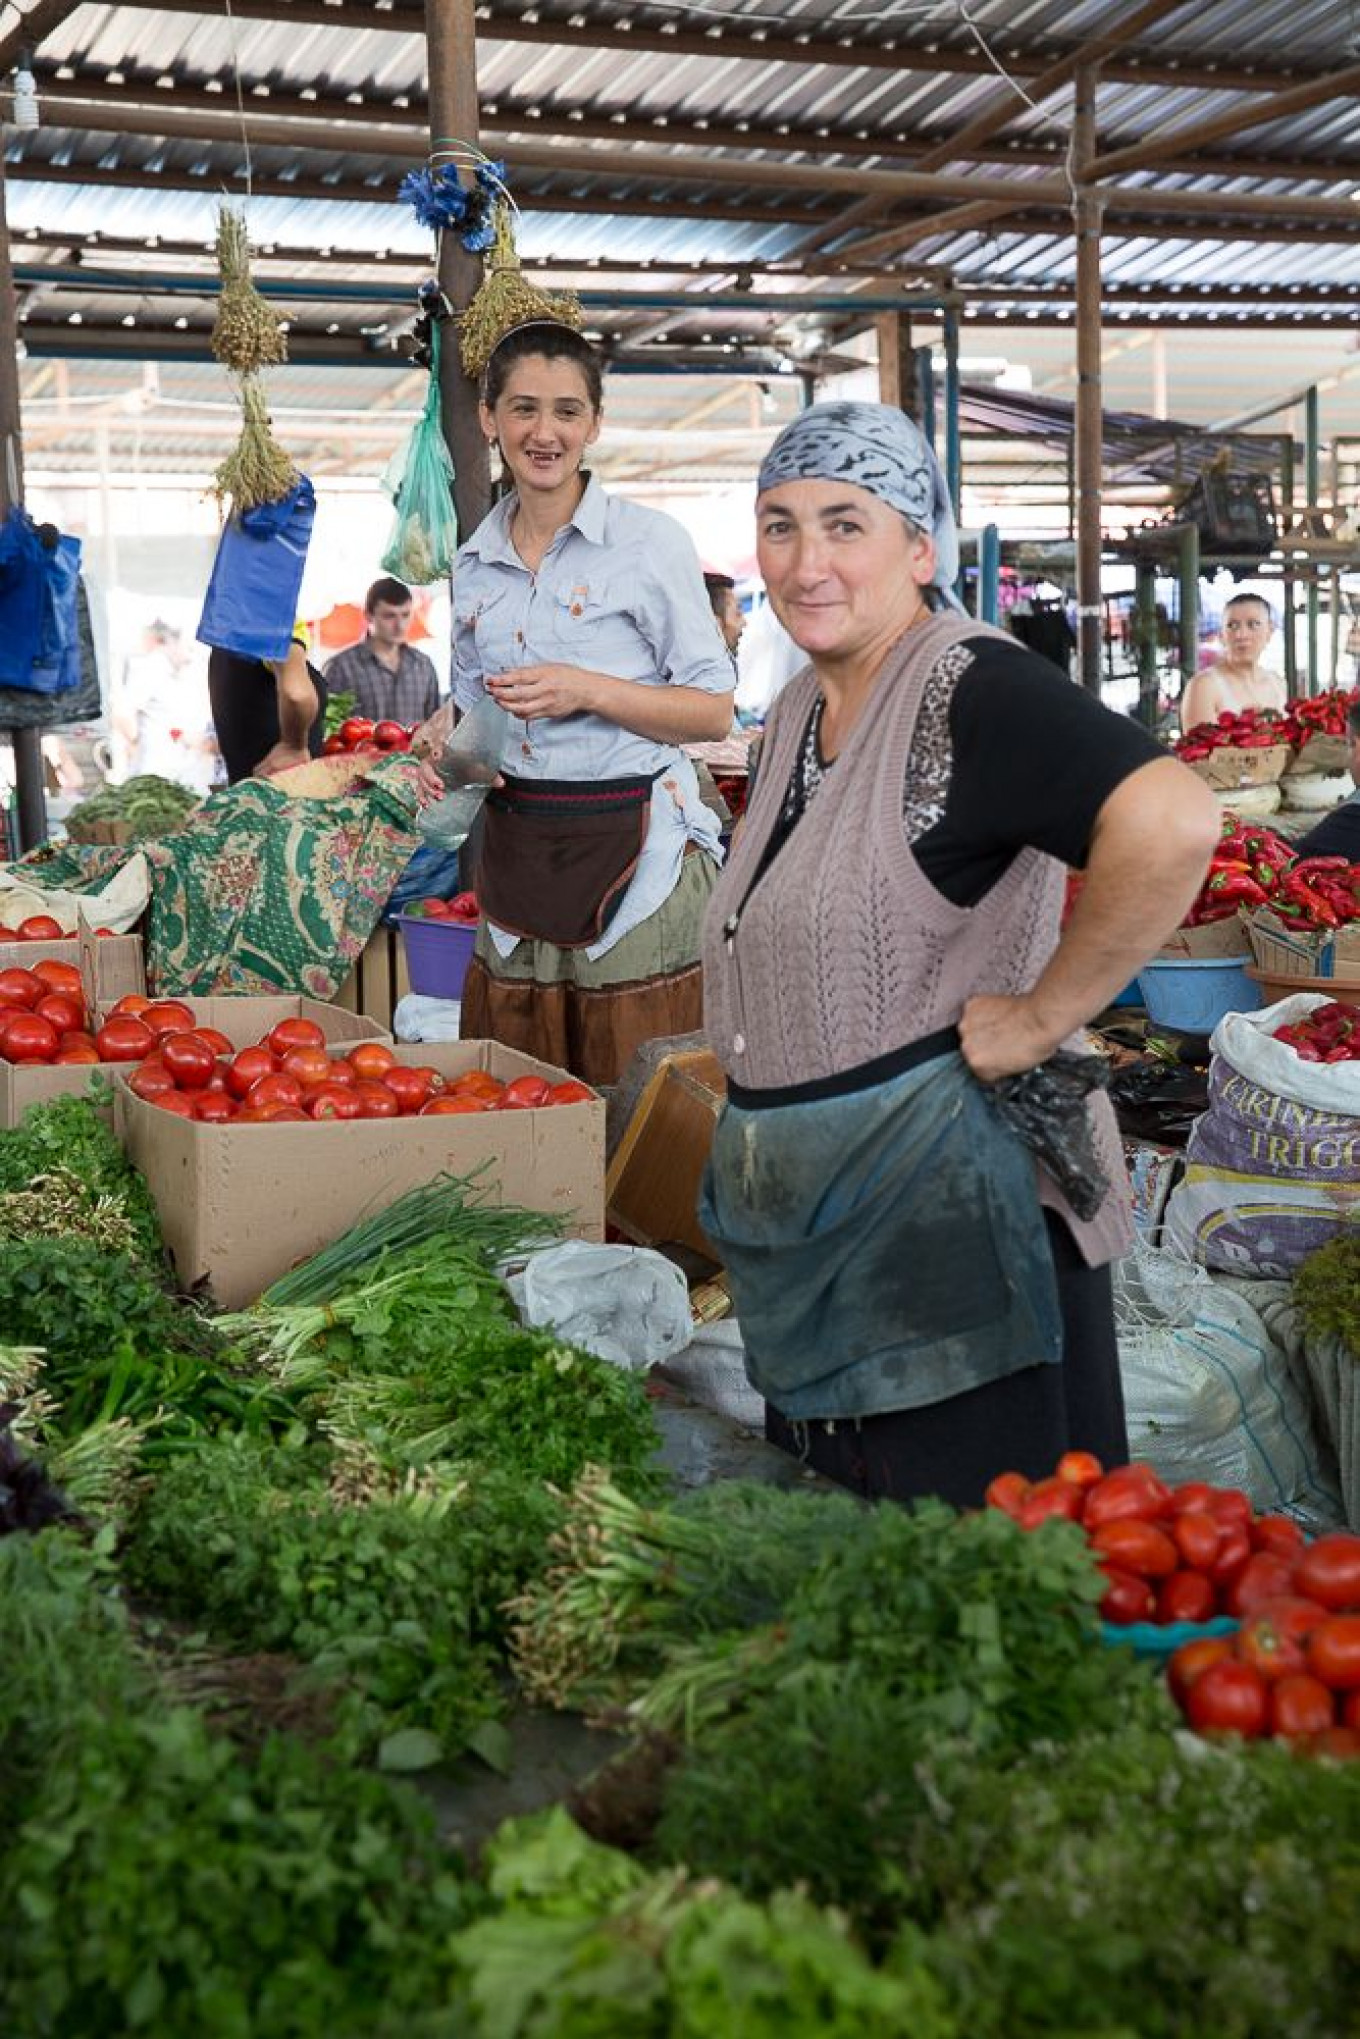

{"left": 392, "top": 992, "right": 461, "bottom": 1043}
{"left": 1114, "top": 1239, "right": 1343, "bottom": 1529}
{"left": 510, "top": 1240, "right": 692, "bottom": 1373}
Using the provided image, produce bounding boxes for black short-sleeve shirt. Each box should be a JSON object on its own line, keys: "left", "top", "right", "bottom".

{"left": 773, "top": 633, "right": 1165, "bottom": 907}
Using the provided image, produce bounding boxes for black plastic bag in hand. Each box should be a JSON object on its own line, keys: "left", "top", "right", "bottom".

{"left": 0, "top": 1408, "right": 80, "bottom": 1536}
{"left": 984, "top": 1050, "right": 1112, "bottom": 1222}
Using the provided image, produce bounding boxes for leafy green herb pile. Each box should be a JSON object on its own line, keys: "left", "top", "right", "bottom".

{"left": 0, "top": 1094, "right": 163, "bottom": 1265}
{"left": 0, "top": 1530, "right": 481, "bottom": 2039}
{"left": 64, "top": 772, "right": 200, "bottom": 842}
{"left": 1294, "top": 1233, "right": 1360, "bottom": 1356}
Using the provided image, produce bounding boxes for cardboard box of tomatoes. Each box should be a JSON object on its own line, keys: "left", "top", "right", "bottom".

{"left": 113, "top": 1033, "right": 604, "bottom": 1309}
{"left": 0, "top": 930, "right": 146, "bottom": 1127}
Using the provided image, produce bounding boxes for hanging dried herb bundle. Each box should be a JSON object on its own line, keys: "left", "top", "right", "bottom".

{"left": 213, "top": 376, "right": 299, "bottom": 512}
{"left": 458, "top": 199, "right": 582, "bottom": 380}
{"left": 211, "top": 207, "right": 288, "bottom": 375}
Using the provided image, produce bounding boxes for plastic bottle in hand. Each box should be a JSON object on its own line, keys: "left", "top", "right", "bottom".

{"left": 417, "top": 695, "right": 509, "bottom": 848}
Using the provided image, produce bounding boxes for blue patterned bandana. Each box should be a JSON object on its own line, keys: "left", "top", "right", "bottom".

{"left": 757, "top": 400, "right": 959, "bottom": 596}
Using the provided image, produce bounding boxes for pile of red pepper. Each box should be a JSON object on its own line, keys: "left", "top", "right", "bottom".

{"left": 1271, "top": 1001, "right": 1360, "bottom": 1063}
{"left": 1175, "top": 707, "right": 1289, "bottom": 762}
{"left": 1186, "top": 817, "right": 1360, "bottom": 931}
{"left": 1280, "top": 686, "right": 1359, "bottom": 748}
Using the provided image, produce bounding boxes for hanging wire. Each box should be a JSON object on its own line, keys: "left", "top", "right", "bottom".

{"left": 221, "top": 0, "right": 254, "bottom": 206}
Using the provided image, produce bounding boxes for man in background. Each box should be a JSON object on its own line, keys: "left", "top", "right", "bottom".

{"left": 703, "top": 570, "right": 745, "bottom": 659}
{"left": 1179, "top": 592, "right": 1287, "bottom": 732}
{"left": 324, "top": 575, "right": 440, "bottom": 726}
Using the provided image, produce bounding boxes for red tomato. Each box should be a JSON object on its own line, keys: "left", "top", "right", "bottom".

{"left": 1156, "top": 1570, "right": 1217, "bottom": 1625}
{"left": 352, "top": 1080, "right": 400, "bottom": 1118}
{"left": 1084, "top": 1465, "right": 1173, "bottom": 1529}
{"left": 267, "top": 1018, "right": 327, "bottom": 1060}
{"left": 1089, "top": 1520, "right": 1179, "bottom": 1580}
{"left": 193, "top": 1027, "right": 235, "bottom": 1057}
{"left": 31, "top": 959, "right": 83, "bottom": 999}
{"left": 193, "top": 1092, "right": 237, "bottom": 1123}
{"left": 406, "top": 1064, "right": 446, "bottom": 1096}
{"left": 1184, "top": 1659, "right": 1269, "bottom": 1738}
{"left": 321, "top": 1056, "right": 358, "bottom": 1087}
{"left": 497, "top": 1074, "right": 553, "bottom": 1111}
{"left": 1250, "top": 1595, "right": 1330, "bottom": 1641}
{"left": 153, "top": 1090, "right": 198, "bottom": 1118}
{"left": 245, "top": 1073, "right": 304, "bottom": 1111}
{"left": 261, "top": 1104, "right": 310, "bottom": 1123}
{"left": 280, "top": 1047, "right": 334, "bottom": 1090}
{"left": 547, "top": 1080, "right": 598, "bottom": 1106}
{"left": 1205, "top": 1487, "right": 1254, "bottom": 1529}
{"left": 141, "top": 1000, "right": 197, "bottom": 1039}
{"left": 1055, "top": 1450, "right": 1104, "bottom": 1489}
{"left": 3, "top": 1011, "right": 58, "bottom": 1062}
{"left": 34, "top": 993, "right": 84, "bottom": 1035}
{"left": 1172, "top": 1511, "right": 1221, "bottom": 1573}
{"left": 450, "top": 1070, "right": 504, "bottom": 1102}
{"left": 1308, "top": 1726, "right": 1360, "bottom": 1762}
{"left": 347, "top": 1041, "right": 396, "bottom": 1081}
{"left": 1208, "top": 1521, "right": 1253, "bottom": 1589}
{"left": 338, "top": 716, "right": 375, "bottom": 746}
{"left": 1016, "top": 1477, "right": 1085, "bottom": 1530}
{"left": 373, "top": 719, "right": 409, "bottom": 749}
{"left": 307, "top": 1086, "right": 363, "bottom": 1121}
{"left": 1269, "top": 1674, "right": 1336, "bottom": 1741}
{"left": 58, "top": 1029, "right": 97, "bottom": 1053}
{"left": 159, "top": 1033, "right": 219, "bottom": 1091}
{"left": 110, "top": 993, "right": 152, "bottom": 1017}
{"left": 0, "top": 967, "right": 41, "bottom": 1009}
{"left": 1167, "top": 1635, "right": 1235, "bottom": 1708}
{"left": 1295, "top": 1533, "right": 1360, "bottom": 1614}
{"left": 322, "top": 734, "right": 348, "bottom": 756}
{"left": 1098, "top": 1567, "right": 1155, "bottom": 1626}
{"left": 129, "top": 1064, "right": 176, "bottom": 1102}
{"left": 382, "top": 1065, "right": 433, "bottom": 1114}
{"left": 984, "top": 1470, "right": 1031, "bottom": 1520}
{"left": 1250, "top": 1515, "right": 1306, "bottom": 1559}
{"left": 225, "top": 1046, "right": 277, "bottom": 1100}
{"left": 17, "top": 915, "right": 64, "bottom": 941}
{"left": 420, "top": 1094, "right": 490, "bottom": 1114}
{"left": 1225, "top": 1551, "right": 1299, "bottom": 1620}
{"left": 1169, "top": 1481, "right": 1219, "bottom": 1517}
{"left": 1237, "top": 1613, "right": 1308, "bottom": 1683}
{"left": 1307, "top": 1615, "right": 1360, "bottom": 1691}
{"left": 95, "top": 1015, "right": 156, "bottom": 1063}
{"left": 54, "top": 1043, "right": 100, "bottom": 1064}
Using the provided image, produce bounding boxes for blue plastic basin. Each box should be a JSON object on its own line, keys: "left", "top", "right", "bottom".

{"left": 1136, "top": 954, "right": 1262, "bottom": 1032}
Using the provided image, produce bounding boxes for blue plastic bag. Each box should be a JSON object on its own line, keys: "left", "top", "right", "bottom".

{"left": 197, "top": 477, "right": 315, "bottom": 664}
{"left": 0, "top": 508, "right": 83, "bottom": 694}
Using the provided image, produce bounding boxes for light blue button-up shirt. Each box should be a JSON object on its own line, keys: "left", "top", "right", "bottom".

{"left": 452, "top": 476, "right": 734, "bottom": 959}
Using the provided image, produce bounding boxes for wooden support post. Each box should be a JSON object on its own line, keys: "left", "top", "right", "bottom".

{"left": 1072, "top": 69, "right": 1105, "bottom": 698}
{"left": 0, "top": 159, "right": 46, "bottom": 849}
{"left": 425, "top": 0, "right": 491, "bottom": 542}
{"left": 874, "top": 311, "right": 918, "bottom": 420}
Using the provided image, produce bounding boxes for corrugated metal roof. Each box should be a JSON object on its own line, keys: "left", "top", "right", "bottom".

{"left": 5, "top": 0, "right": 1360, "bottom": 472}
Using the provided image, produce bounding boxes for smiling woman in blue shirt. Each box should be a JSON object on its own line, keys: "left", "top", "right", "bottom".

{"left": 434, "top": 322, "right": 735, "bottom": 1086}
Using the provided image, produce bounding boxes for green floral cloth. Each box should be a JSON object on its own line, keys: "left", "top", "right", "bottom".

{"left": 14, "top": 760, "right": 421, "bottom": 998}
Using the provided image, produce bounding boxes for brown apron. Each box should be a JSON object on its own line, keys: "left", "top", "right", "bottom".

{"left": 475, "top": 771, "right": 655, "bottom": 949}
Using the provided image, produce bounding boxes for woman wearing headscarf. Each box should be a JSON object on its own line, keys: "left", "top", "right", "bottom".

{"left": 700, "top": 401, "right": 1220, "bottom": 1509}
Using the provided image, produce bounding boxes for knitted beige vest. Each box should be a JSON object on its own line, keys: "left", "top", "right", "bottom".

{"left": 703, "top": 611, "right": 1131, "bottom": 1267}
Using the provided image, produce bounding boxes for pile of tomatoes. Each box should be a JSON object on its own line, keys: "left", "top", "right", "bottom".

{"left": 1168, "top": 1532, "right": 1360, "bottom": 1755}
{"left": 987, "top": 1454, "right": 1360, "bottom": 1756}
{"left": 105, "top": 998, "right": 596, "bottom": 1122}
{"left": 403, "top": 892, "right": 480, "bottom": 925}
{"left": 0, "top": 914, "right": 70, "bottom": 942}
{"left": 322, "top": 716, "right": 414, "bottom": 757}
{"left": 0, "top": 960, "right": 114, "bottom": 1066}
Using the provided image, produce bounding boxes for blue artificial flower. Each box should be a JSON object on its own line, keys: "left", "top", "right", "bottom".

{"left": 475, "top": 157, "right": 508, "bottom": 194}
{"left": 461, "top": 216, "right": 497, "bottom": 254}
{"left": 398, "top": 164, "right": 470, "bottom": 232}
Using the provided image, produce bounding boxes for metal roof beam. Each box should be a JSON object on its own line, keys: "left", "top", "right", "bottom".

{"left": 1090, "top": 60, "right": 1360, "bottom": 181}
{"left": 98, "top": 0, "right": 1343, "bottom": 99}
{"left": 25, "top": 98, "right": 1360, "bottom": 227}
{"left": 0, "top": 0, "right": 79, "bottom": 72}
{"left": 38, "top": 68, "right": 1358, "bottom": 186}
